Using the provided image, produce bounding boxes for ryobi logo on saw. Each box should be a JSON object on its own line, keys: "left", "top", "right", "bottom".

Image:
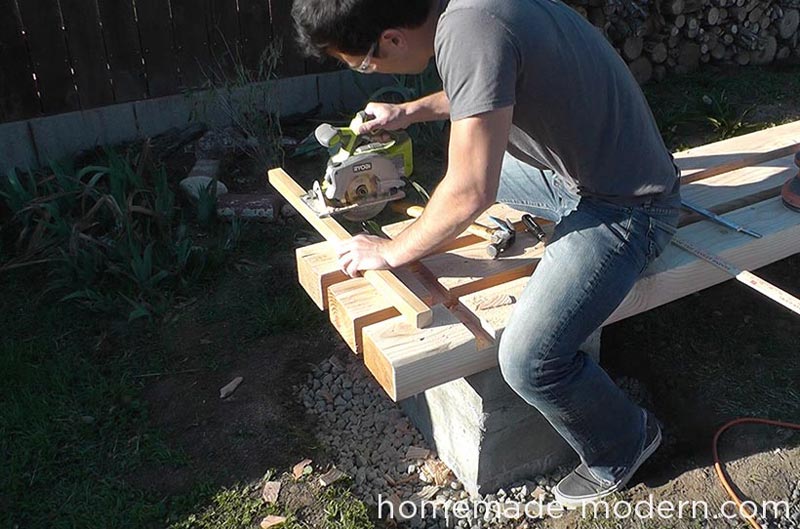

{"left": 352, "top": 163, "right": 373, "bottom": 173}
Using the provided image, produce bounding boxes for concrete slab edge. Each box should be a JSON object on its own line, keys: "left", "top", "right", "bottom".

{"left": 0, "top": 71, "right": 395, "bottom": 175}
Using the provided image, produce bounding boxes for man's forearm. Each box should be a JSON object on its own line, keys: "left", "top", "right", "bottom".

{"left": 386, "top": 172, "right": 490, "bottom": 267}
{"left": 402, "top": 91, "right": 450, "bottom": 124}
{"left": 382, "top": 107, "right": 513, "bottom": 269}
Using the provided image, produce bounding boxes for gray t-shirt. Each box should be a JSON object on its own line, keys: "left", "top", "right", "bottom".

{"left": 434, "top": 0, "right": 680, "bottom": 204}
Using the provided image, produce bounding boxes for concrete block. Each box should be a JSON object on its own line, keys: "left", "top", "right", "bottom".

{"left": 134, "top": 93, "right": 194, "bottom": 138}
{"left": 83, "top": 103, "right": 140, "bottom": 146}
{"left": 13, "top": 71, "right": 392, "bottom": 173}
{"left": 275, "top": 75, "right": 320, "bottom": 117}
{"left": 316, "top": 70, "right": 395, "bottom": 116}
{"left": 29, "top": 103, "right": 139, "bottom": 165}
{"left": 186, "top": 90, "right": 234, "bottom": 130}
{"left": 399, "top": 327, "right": 604, "bottom": 497}
{"left": 216, "top": 193, "right": 278, "bottom": 222}
{"left": 400, "top": 367, "right": 575, "bottom": 497}
{"left": 179, "top": 174, "right": 228, "bottom": 202}
{"left": 29, "top": 112, "right": 85, "bottom": 165}
{"left": 0, "top": 120, "right": 39, "bottom": 174}
{"left": 188, "top": 159, "right": 222, "bottom": 179}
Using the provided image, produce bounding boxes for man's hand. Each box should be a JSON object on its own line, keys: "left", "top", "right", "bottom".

{"left": 335, "top": 234, "right": 396, "bottom": 277}
{"left": 356, "top": 92, "right": 450, "bottom": 135}
{"left": 356, "top": 102, "right": 412, "bottom": 135}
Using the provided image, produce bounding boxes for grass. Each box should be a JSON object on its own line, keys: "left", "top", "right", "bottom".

{"left": 320, "top": 486, "right": 374, "bottom": 529}
{"left": 0, "top": 278, "right": 178, "bottom": 528}
{"left": 165, "top": 480, "right": 375, "bottom": 529}
{"left": 643, "top": 64, "right": 800, "bottom": 149}
{"left": 169, "top": 481, "right": 268, "bottom": 529}
{"left": 0, "top": 221, "right": 339, "bottom": 528}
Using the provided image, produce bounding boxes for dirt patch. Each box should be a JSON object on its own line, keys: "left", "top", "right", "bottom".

{"left": 125, "top": 205, "right": 350, "bottom": 498}
{"left": 129, "top": 332, "right": 346, "bottom": 496}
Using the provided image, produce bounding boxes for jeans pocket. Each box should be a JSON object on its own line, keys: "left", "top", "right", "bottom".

{"left": 643, "top": 214, "right": 678, "bottom": 269}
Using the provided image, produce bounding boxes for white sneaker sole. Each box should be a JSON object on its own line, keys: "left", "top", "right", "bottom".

{"left": 553, "top": 415, "right": 662, "bottom": 509}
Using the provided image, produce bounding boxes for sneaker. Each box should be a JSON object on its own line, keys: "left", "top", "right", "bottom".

{"left": 552, "top": 410, "right": 662, "bottom": 509}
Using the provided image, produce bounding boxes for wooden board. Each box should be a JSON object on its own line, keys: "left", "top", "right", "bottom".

{"left": 171, "top": 0, "right": 211, "bottom": 88}
{"left": 419, "top": 231, "right": 546, "bottom": 301}
{"left": 17, "top": 0, "right": 79, "bottom": 115}
{"left": 96, "top": 0, "right": 147, "bottom": 102}
{"left": 328, "top": 268, "right": 433, "bottom": 354}
{"left": 679, "top": 155, "right": 796, "bottom": 225}
{"left": 463, "top": 195, "right": 800, "bottom": 336}
{"left": 290, "top": 122, "right": 800, "bottom": 402}
{"left": 269, "top": 168, "right": 434, "bottom": 328}
{"left": 372, "top": 197, "right": 800, "bottom": 400}
{"left": 134, "top": 0, "right": 179, "bottom": 97}
{"left": 60, "top": 0, "right": 113, "bottom": 109}
{"left": 268, "top": 0, "right": 305, "bottom": 77}
{"left": 674, "top": 120, "right": 800, "bottom": 182}
{"left": 206, "top": 0, "right": 240, "bottom": 78}
{"left": 461, "top": 151, "right": 798, "bottom": 338}
{"left": 0, "top": 0, "right": 41, "bottom": 121}
{"left": 362, "top": 305, "right": 495, "bottom": 401}
{"left": 606, "top": 197, "right": 800, "bottom": 324}
{"left": 296, "top": 241, "right": 348, "bottom": 310}
{"left": 237, "top": 0, "right": 272, "bottom": 73}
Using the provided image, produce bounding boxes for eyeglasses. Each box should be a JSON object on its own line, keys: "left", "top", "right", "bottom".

{"left": 352, "top": 42, "right": 378, "bottom": 74}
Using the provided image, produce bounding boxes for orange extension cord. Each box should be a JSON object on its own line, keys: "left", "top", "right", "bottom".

{"left": 712, "top": 418, "right": 800, "bottom": 529}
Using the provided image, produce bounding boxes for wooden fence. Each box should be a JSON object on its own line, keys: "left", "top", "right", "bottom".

{"left": 0, "top": 0, "right": 335, "bottom": 124}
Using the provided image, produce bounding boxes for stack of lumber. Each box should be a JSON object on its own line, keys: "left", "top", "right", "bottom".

{"left": 273, "top": 119, "right": 800, "bottom": 402}
{"left": 564, "top": 0, "right": 800, "bottom": 82}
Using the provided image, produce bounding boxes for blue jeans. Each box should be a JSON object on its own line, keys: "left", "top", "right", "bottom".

{"left": 495, "top": 152, "right": 680, "bottom": 484}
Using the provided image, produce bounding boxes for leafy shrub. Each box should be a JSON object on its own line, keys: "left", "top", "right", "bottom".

{"left": 0, "top": 145, "right": 230, "bottom": 321}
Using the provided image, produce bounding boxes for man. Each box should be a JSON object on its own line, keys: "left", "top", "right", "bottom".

{"left": 292, "top": 0, "right": 681, "bottom": 508}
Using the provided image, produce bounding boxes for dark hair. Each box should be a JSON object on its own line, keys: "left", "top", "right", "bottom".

{"left": 291, "top": 0, "right": 434, "bottom": 58}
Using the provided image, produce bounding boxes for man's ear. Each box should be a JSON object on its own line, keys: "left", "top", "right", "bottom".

{"left": 380, "top": 29, "right": 408, "bottom": 52}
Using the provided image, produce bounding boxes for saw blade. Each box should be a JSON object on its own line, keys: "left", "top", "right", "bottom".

{"left": 342, "top": 174, "right": 387, "bottom": 221}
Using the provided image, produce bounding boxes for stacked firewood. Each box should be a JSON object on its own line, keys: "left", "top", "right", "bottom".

{"left": 567, "top": 0, "right": 800, "bottom": 82}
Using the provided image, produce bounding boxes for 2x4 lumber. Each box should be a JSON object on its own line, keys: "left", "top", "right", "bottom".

{"left": 381, "top": 202, "right": 529, "bottom": 251}
{"left": 462, "top": 196, "right": 800, "bottom": 339}
{"left": 269, "top": 168, "right": 434, "bottom": 328}
{"left": 606, "top": 196, "right": 800, "bottom": 324}
{"left": 375, "top": 196, "right": 800, "bottom": 400}
{"left": 679, "top": 154, "right": 797, "bottom": 225}
{"left": 674, "top": 120, "right": 800, "bottom": 183}
{"left": 296, "top": 241, "right": 348, "bottom": 310}
{"left": 328, "top": 267, "right": 435, "bottom": 354}
{"left": 462, "top": 151, "right": 800, "bottom": 337}
{"left": 418, "top": 231, "right": 547, "bottom": 301}
{"left": 362, "top": 304, "right": 496, "bottom": 401}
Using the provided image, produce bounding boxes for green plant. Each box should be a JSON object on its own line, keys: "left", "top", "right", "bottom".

{"left": 698, "top": 90, "right": 759, "bottom": 140}
{"left": 196, "top": 178, "right": 219, "bottom": 228}
{"left": 322, "top": 486, "right": 374, "bottom": 529}
{"left": 194, "top": 35, "right": 285, "bottom": 172}
{"left": 0, "top": 145, "right": 222, "bottom": 321}
{"left": 169, "top": 482, "right": 266, "bottom": 529}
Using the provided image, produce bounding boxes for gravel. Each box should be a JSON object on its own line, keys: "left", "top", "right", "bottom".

{"left": 295, "top": 354, "right": 569, "bottom": 528}
{"left": 297, "top": 354, "right": 800, "bottom": 529}
{"left": 759, "top": 478, "right": 800, "bottom": 529}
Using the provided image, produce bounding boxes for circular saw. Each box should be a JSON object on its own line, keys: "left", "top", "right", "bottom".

{"left": 301, "top": 111, "right": 414, "bottom": 221}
